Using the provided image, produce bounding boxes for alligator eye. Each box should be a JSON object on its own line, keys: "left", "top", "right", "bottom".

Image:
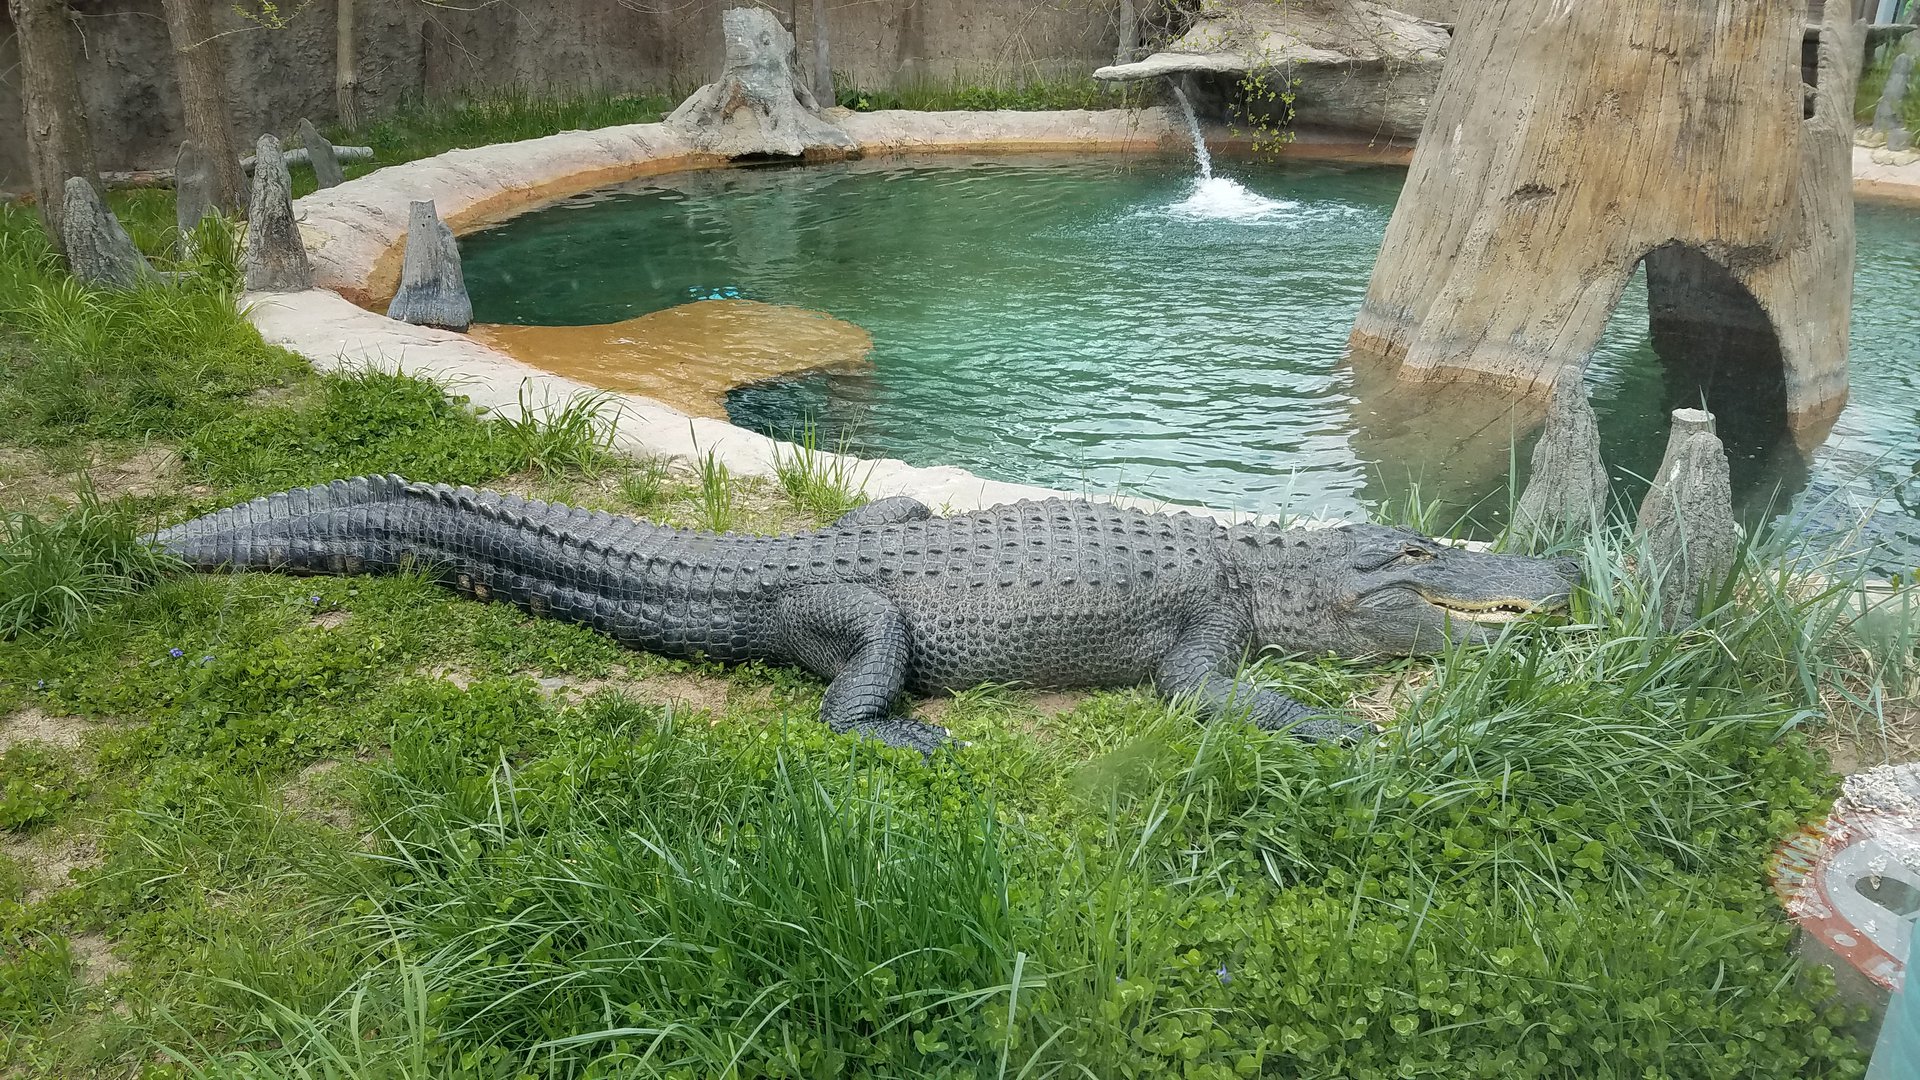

{"left": 1401, "top": 546, "right": 1435, "bottom": 561}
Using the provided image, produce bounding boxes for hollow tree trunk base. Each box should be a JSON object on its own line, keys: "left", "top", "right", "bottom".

{"left": 1348, "top": 0, "right": 1864, "bottom": 441}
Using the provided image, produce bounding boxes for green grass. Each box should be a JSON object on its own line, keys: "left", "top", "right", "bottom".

{"left": 329, "top": 90, "right": 681, "bottom": 168}
{"left": 0, "top": 204, "right": 298, "bottom": 448}
{"left": 695, "top": 448, "right": 738, "bottom": 533}
{"left": 0, "top": 742, "right": 86, "bottom": 830}
{"left": 0, "top": 467, "right": 1902, "bottom": 1076}
{"left": 0, "top": 485, "right": 183, "bottom": 637}
{"left": 771, "top": 421, "right": 870, "bottom": 523}
{"left": 835, "top": 77, "right": 1144, "bottom": 113}
{"left": 181, "top": 371, "right": 618, "bottom": 496}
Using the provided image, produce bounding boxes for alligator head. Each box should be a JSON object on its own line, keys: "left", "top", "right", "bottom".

{"left": 1245, "top": 523, "right": 1580, "bottom": 657}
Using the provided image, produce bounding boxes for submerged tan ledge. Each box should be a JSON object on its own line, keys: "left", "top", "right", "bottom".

{"left": 468, "top": 300, "right": 873, "bottom": 420}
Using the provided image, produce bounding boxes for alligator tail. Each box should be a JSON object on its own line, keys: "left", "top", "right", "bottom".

{"left": 154, "top": 473, "right": 643, "bottom": 580}
{"left": 153, "top": 474, "right": 688, "bottom": 636}
{"left": 155, "top": 474, "right": 428, "bottom": 575}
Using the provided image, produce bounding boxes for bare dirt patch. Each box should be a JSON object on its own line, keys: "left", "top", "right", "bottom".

{"left": 311, "top": 610, "right": 351, "bottom": 629}
{"left": 1, "top": 828, "right": 101, "bottom": 904}
{"left": 539, "top": 669, "right": 772, "bottom": 717}
{"left": 67, "top": 931, "right": 129, "bottom": 987}
{"left": 282, "top": 760, "right": 355, "bottom": 832}
{"left": 1349, "top": 667, "right": 1433, "bottom": 732}
{"left": 0, "top": 707, "right": 92, "bottom": 754}
{"left": 0, "top": 440, "right": 206, "bottom": 514}
{"left": 917, "top": 688, "right": 1091, "bottom": 739}
{"left": 87, "top": 444, "right": 190, "bottom": 501}
{"left": 425, "top": 664, "right": 476, "bottom": 689}
{"left": 1817, "top": 689, "right": 1920, "bottom": 777}
{"left": 423, "top": 663, "right": 773, "bottom": 718}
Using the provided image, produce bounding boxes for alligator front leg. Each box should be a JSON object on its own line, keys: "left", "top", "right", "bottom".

{"left": 775, "top": 584, "right": 951, "bottom": 754}
{"left": 1154, "top": 610, "right": 1364, "bottom": 744}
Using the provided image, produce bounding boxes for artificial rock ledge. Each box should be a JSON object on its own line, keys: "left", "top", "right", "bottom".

{"left": 1094, "top": 0, "right": 1447, "bottom": 141}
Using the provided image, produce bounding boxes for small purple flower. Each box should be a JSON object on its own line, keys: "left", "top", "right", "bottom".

{"left": 168, "top": 647, "right": 185, "bottom": 659}
{"left": 199, "top": 655, "right": 215, "bottom": 666}
{"left": 33, "top": 679, "right": 47, "bottom": 691}
{"left": 309, "top": 595, "right": 323, "bottom": 606}
{"left": 1216, "top": 964, "right": 1232, "bottom": 986}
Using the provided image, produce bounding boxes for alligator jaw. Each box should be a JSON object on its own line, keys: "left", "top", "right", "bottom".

{"left": 1418, "top": 593, "right": 1565, "bottom": 625}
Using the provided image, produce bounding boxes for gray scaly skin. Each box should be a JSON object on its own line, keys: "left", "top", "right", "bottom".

{"left": 154, "top": 476, "right": 1581, "bottom": 753}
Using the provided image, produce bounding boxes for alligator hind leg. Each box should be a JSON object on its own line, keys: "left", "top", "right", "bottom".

{"left": 829, "top": 496, "right": 932, "bottom": 530}
{"left": 775, "top": 584, "right": 950, "bottom": 754}
{"left": 1155, "top": 612, "right": 1369, "bottom": 745}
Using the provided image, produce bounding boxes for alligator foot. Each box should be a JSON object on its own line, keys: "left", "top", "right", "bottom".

{"left": 1267, "top": 714, "right": 1375, "bottom": 746}
{"left": 831, "top": 715, "right": 953, "bottom": 756}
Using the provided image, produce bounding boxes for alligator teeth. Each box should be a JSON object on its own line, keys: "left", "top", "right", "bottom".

{"left": 1424, "top": 597, "right": 1541, "bottom": 623}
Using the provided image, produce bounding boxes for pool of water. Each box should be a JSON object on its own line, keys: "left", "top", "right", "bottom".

{"left": 460, "top": 155, "right": 1920, "bottom": 567}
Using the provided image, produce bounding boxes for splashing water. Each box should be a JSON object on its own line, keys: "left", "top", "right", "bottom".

{"left": 1172, "top": 84, "right": 1214, "bottom": 180}
{"left": 1167, "top": 85, "right": 1291, "bottom": 221}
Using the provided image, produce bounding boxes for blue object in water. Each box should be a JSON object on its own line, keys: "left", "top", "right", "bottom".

{"left": 687, "top": 285, "right": 743, "bottom": 302}
{"left": 1869, "top": 929, "right": 1920, "bottom": 1080}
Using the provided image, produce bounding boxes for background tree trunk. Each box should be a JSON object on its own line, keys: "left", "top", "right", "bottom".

{"left": 160, "top": 0, "right": 247, "bottom": 216}
{"left": 336, "top": 0, "right": 358, "bottom": 131}
{"left": 810, "top": 0, "right": 832, "bottom": 105}
{"left": 1348, "top": 0, "right": 1863, "bottom": 439}
{"left": 6, "top": 0, "right": 98, "bottom": 254}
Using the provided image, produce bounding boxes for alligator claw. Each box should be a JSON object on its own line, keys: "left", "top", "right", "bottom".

{"left": 836, "top": 716, "right": 955, "bottom": 758}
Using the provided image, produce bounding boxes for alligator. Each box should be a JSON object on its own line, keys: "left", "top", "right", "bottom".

{"left": 154, "top": 475, "right": 1580, "bottom": 752}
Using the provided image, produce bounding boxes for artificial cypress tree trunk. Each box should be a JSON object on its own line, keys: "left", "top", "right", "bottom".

{"left": 810, "top": 0, "right": 832, "bottom": 105}
{"left": 7, "top": 0, "right": 98, "bottom": 255}
{"left": 160, "top": 0, "right": 248, "bottom": 217}
{"left": 1349, "top": 0, "right": 1864, "bottom": 438}
{"left": 336, "top": 0, "right": 359, "bottom": 131}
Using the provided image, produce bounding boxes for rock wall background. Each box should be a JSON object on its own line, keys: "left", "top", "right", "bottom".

{"left": 0, "top": 0, "right": 1126, "bottom": 187}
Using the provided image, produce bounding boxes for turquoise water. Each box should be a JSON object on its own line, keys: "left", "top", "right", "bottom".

{"left": 460, "top": 156, "right": 1920, "bottom": 565}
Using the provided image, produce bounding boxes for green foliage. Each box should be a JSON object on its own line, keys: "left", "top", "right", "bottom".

{"left": 1227, "top": 66, "right": 1302, "bottom": 159}
{"left": 0, "top": 742, "right": 85, "bottom": 830}
{"left": 695, "top": 449, "right": 737, "bottom": 532}
{"left": 182, "top": 370, "right": 614, "bottom": 495}
{"left": 0, "top": 205, "right": 302, "bottom": 447}
{"left": 0, "top": 928, "right": 75, "bottom": 1027}
{"left": 335, "top": 90, "right": 680, "bottom": 167}
{"left": 618, "top": 457, "right": 675, "bottom": 513}
{"left": 836, "top": 77, "right": 1140, "bottom": 113}
{"left": 0, "top": 509, "right": 1895, "bottom": 1075}
{"left": 0, "top": 487, "right": 182, "bottom": 638}
{"left": 771, "top": 420, "right": 870, "bottom": 522}
{"left": 490, "top": 387, "right": 618, "bottom": 479}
